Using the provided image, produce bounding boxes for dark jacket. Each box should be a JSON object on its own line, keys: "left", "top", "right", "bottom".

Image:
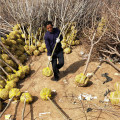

{"left": 44, "top": 28, "right": 63, "bottom": 56}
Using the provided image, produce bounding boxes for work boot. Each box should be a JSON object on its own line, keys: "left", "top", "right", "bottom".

{"left": 51, "top": 75, "right": 59, "bottom": 81}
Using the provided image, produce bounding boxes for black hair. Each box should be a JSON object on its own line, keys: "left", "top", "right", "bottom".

{"left": 44, "top": 21, "right": 53, "bottom": 27}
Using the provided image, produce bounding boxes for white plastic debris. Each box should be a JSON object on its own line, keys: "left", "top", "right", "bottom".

{"left": 59, "top": 98, "right": 63, "bottom": 102}
{"left": 99, "top": 57, "right": 103, "bottom": 61}
{"left": 86, "top": 73, "right": 94, "bottom": 77}
{"left": 114, "top": 73, "right": 120, "bottom": 76}
{"left": 25, "top": 91, "right": 28, "bottom": 93}
{"left": 86, "top": 95, "right": 91, "bottom": 101}
{"left": 12, "top": 100, "right": 18, "bottom": 104}
{"left": 80, "top": 51, "right": 84, "bottom": 55}
{"left": 5, "top": 114, "right": 11, "bottom": 120}
{"left": 97, "top": 65, "right": 101, "bottom": 68}
{"left": 78, "top": 94, "right": 82, "bottom": 100}
{"left": 52, "top": 89, "right": 56, "bottom": 92}
{"left": 83, "top": 54, "right": 88, "bottom": 58}
{"left": 63, "top": 79, "right": 68, "bottom": 84}
{"left": 104, "top": 96, "right": 109, "bottom": 102}
{"left": 78, "top": 93, "right": 97, "bottom": 101}
{"left": 92, "top": 96, "right": 97, "bottom": 99}
{"left": 39, "top": 112, "right": 51, "bottom": 118}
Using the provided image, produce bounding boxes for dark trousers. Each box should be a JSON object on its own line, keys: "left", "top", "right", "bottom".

{"left": 52, "top": 50, "right": 64, "bottom": 77}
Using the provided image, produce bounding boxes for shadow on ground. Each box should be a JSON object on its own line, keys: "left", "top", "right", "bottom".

{"left": 60, "top": 59, "right": 86, "bottom": 79}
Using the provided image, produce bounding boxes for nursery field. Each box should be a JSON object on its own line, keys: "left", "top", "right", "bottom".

{"left": 0, "top": 0, "right": 120, "bottom": 120}
{"left": 1, "top": 46, "right": 120, "bottom": 120}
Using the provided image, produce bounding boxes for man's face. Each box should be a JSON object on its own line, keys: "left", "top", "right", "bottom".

{"left": 46, "top": 24, "right": 53, "bottom": 33}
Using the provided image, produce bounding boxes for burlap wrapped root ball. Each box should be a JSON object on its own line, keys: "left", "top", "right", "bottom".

{"left": 0, "top": 79, "right": 6, "bottom": 89}
{"left": 5, "top": 60, "right": 15, "bottom": 68}
{"left": 26, "top": 50, "right": 33, "bottom": 55}
{"left": 26, "top": 40, "right": 29, "bottom": 45}
{"left": 0, "top": 89, "right": 9, "bottom": 100}
{"left": 10, "top": 45, "right": 17, "bottom": 53}
{"left": 24, "top": 45, "right": 29, "bottom": 51}
{"left": 63, "top": 47, "right": 71, "bottom": 54}
{"left": 15, "top": 50, "right": 23, "bottom": 57}
{"left": 29, "top": 45, "right": 36, "bottom": 53}
{"left": 15, "top": 70, "right": 25, "bottom": 79}
{"left": 4, "top": 39, "right": 11, "bottom": 46}
{"left": 61, "top": 43, "right": 67, "bottom": 49}
{"left": 18, "top": 54, "right": 27, "bottom": 63}
{"left": 4, "top": 67, "right": 13, "bottom": 73}
{"left": 41, "top": 43, "right": 46, "bottom": 49}
{"left": 9, "top": 88, "right": 21, "bottom": 100}
{"left": 36, "top": 41, "right": 41, "bottom": 47}
{"left": 75, "top": 73, "right": 89, "bottom": 87}
{"left": 39, "top": 47, "right": 45, "bottom": 53}
{"left": 7, "top": 74, "right": 19, "bottom": 83}
{"left": 0, "top": 60, "right": 6, "bottom": 67}
{"left": 5, "top": 81, "right": 17, "bottom": 90}
{"left": 20, "top": 92, "right": 33, "bottom": 103}
{"left": 8, "top": 30, "right": 21, "bottom": 40}
{"left": 18, "top": 65, "right": 30, "bottom": 75}
{"left": 21, "top": 33, "right": 27, "bottom": 39}
{"left": 114, "top": 82, "right": 120, "bottom": 91}
{"left": 45, "top": 49, "right": 47, "bottom": 52}
{"left": 18, "top": 45, "right": 25, "bottom": 52}
{"left": 0, "top": 71, "right": 5, "bottom": 76}
{"left": 68, "top": 40, "right": 75, "bottom": 46}
{"left": 1, "top": 54, "right": 10, "bottom": 61}
{"left": 42, "top": 67, "right": 53, "bottom": 77}
{"left": 17, "top": 39, "right": 25, "bottom": 46}
{"left": 75, "top": 40, "right": 80, "bottom": 45}
{"left": 1, "top": 37, "right": 6, "bottom": 44}
{"left": 13, "top": 24, "right": 21, "bottom": 31}
{"left": 10, "top": 40, "right": 17, "bottom": 45}
{"left": 109, "top": 91, "right": 120, "bottom": 105}
{"left": 33, "top": 50, "right": 40, "bottom": 56}
{"left": 40, "top": 88, "right": 52, "bottom": 100}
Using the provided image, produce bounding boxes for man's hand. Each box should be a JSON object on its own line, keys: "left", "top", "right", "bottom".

{"left": 56, "top": 38, "right": 60, "bottom": 43}
{"left": 48, "top": 56, "right": 52, "bottom": 62}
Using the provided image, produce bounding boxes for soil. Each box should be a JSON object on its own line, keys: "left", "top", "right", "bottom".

{"left": 1, "top": 46, "right": 120, "bottom": 120}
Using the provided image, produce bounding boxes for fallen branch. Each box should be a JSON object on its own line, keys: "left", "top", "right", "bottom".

{"left": 101, "top": 56, "right": 120, "bottom": 72}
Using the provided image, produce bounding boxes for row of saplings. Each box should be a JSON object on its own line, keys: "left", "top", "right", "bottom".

{"left": 0, "top": 86, "right": 68, "bottom": 119}
{"left": 1, "top": 23, "right": 80, "bottom": 60}
{"left": 0, "top": 23, "right": 80, "bottom": 118}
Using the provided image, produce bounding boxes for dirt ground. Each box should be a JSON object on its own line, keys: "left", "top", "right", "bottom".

{"left": 1, "top": 46, "right": 120, "bottom": 120}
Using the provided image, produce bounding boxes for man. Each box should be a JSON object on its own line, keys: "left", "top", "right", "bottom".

{"left": 44, "top": 21, "right": 64, "bottom": 81}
